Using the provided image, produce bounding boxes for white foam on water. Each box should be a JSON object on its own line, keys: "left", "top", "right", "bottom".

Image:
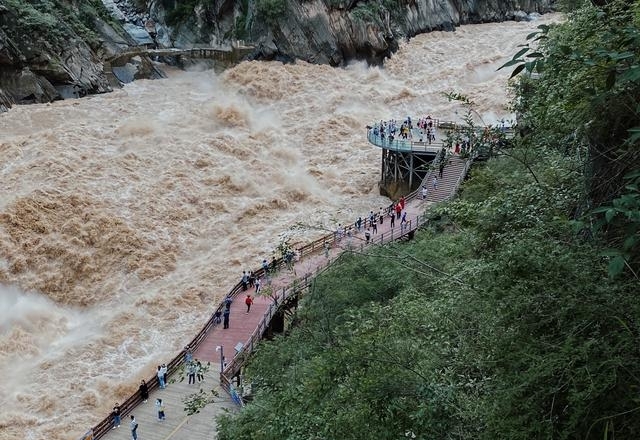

{"left": 0, "top": 15, "right": 561, "bottom": 439}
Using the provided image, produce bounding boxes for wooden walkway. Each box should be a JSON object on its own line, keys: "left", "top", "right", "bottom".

{"left": 96, "top": 153, "right": 468, "bottom": 440}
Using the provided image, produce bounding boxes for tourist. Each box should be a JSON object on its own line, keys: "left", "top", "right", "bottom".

{"left": 130, "top": 415, "right": 139, "bottom": 440}
{"left": 157, "top": 365, "right": 165, "bottom": 389}
{"left": 112, "top": 403, "right": 121, "bottom": 429}
{"left": 139, "top": 380, "right": 149, "bottom": 403}
{"left": 156, "top": 398, "right": 166, "bottom": 421}
{"left": 196, "top": 360, "right": 205, "bottom": 383}
{"left": 223, "top": 308, "right": 230, "bottom": 329}
{"left": 255, "top": 276, "right": 261, "bottom": 294}
{"left": 161, "top": 363, "right": 168, "bottom": 386}
{"left": 241, "top": 271, "right": 249, "bottom": 291}
{"left": 184, "top": 346, "right": 193, "bottom": 364}
{"left": 432, "top": 176, "right": 438, "bottom": 189}
{"left": 245, "top": 294, "right": 253, "bottom": 313}
{"left": 365, "top": 228, "right": 371, "bottom": 244}
{"left": 187, "top": 361, "right": 196, "bottom": 385}
{"left": 421, "top": 185, "right": 428, "bottom": 200}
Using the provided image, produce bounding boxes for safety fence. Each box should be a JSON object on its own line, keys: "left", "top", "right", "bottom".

{"left": 81, "top": 134, "right": 476, "bottom": 440}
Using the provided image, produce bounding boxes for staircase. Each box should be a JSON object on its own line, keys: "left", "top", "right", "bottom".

{"left": 415, "top": 155, "right": 469, "bottom": 204}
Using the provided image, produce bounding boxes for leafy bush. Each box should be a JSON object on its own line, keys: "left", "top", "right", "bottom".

{"left": 255, "top": 0, "right": 287, "bottom": 26}
{"left": 217, "top": 2, "right": 640, "bottom": 439}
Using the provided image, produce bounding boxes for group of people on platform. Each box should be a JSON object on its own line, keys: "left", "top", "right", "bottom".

{"left": 367, "top": 115, "right": 439, "bottom": 145}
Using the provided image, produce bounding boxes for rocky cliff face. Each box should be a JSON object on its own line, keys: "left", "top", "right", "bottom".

{"left": 0, "top": 0, "right": 164, "bottom": 110}
{"left": 0, "top": 1, "right": 116, "bottom": 109}
{"left": 0, "top": 0, "right": 554, "bottom": 110}
{"left": 155, "top": 0, "right": 554, "bottom": 65}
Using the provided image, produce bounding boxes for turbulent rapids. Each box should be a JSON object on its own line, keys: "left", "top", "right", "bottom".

{"left": 0, "top": 16, "right": 558, "bottom": 440}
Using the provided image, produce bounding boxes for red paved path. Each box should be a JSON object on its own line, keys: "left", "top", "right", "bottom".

{"left": 98, "top": 151, "right": 467, "bottom": 440}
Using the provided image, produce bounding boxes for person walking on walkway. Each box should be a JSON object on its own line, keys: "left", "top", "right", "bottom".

{"left": 432, "top": 176, "right": 438, "bottom": 190}
{"left": 223, "top": 307, "right": 230, "bottom": 329}
{"left": 196, "top": 360, "right": 205, "bottom": 383}
{"left": 421, "top": 185, "right": 428, "bottom": 200}
{"left": 365, "top": 228, "right": 371, "bottom": 244}
{"left": 130, "top": 415, "right": 139, "bottom": 440}
{"left": 156, "top": 398, "right": 166, "bottom": 420}
{"left": 112, "top": 403, "right": 121, "bottom": 429}
{"left": 245, "top": 294, "right": 253, "bottom": 313}
{"left": 255, "top": 277, "right": 261, "bottom": 294}
{"left": 390, "top": 210, "right": 395, "bottom": 228}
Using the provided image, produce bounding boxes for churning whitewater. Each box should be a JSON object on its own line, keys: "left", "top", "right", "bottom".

{"left": 0, "top": 16, "right": 557, "bottom": 440}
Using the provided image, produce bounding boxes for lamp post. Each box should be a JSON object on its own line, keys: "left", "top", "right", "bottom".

{"left": 216, "top": 345, "right": 224, "bottom": 373}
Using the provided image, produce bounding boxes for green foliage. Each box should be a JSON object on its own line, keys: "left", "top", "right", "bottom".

{"left": 255, "top": 0, "right": 287, "bottom": 26}
{"left": 555, "top": 0, "right": 590, "bottom": 13}
{"left": 1, "top": 0, "right": 107, "bottom": 48}
{"left": 216, "top": 2, "right": 640, "bottom": 439}
{"left": 591, "top": 169, "right": 640, "bottom": 277}
{"left": 182, "top": 388, "right": 219, "bottom": 415}
{"left": 502, "top": 0, "right": 640, "bottom": 276}
{"left": 165, "top": 0, "right": 200, "bottom": 26}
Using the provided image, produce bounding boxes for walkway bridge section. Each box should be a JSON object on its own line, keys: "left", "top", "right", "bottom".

{"left": 368, "top": 118, "right": 461, "bottom": 198}
{"left": 368, "top": 118, "right": 507, "bottom": 199}
{"left": 105, "top": 42, "right": 255, "bottom": 67}
{"left": 80, "top": 117, "right": 475, "bottom": 440}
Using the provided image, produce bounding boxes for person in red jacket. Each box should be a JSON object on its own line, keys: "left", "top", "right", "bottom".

{"left": 245, "top": 294, "right": 253, "bottom": 313}
{"left": 395, "top": 201, "right": 403, "bottom": 219}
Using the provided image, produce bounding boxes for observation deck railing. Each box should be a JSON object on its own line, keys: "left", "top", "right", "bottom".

{"left": 80, "top": 116, "right": 481, "bottom": 440}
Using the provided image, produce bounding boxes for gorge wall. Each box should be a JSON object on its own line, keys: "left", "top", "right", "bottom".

{"left": 0, "top": 0, "right": 554, "bottom": 110}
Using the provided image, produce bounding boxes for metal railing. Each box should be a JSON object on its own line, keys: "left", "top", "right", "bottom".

{"left": 366, "top": 130, "right": 445, "bottom": 152}
{"left": 82, "top": 126, "right": 478, "bottom": 440}
{"left": 218, "top": 215, "right": 426, "bottom": 398}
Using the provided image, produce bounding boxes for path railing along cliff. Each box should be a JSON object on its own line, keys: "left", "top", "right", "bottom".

{"left": 80, "top": 116, "right": 478, "bottom": 440}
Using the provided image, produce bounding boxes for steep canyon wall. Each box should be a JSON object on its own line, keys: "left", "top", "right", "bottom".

{"left": 0, "top": 0, "right": 553, "bottom": 109}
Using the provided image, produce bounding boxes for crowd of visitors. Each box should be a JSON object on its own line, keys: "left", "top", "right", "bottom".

{"left": 107, "top": 138, "right": 452, "bottom": 438}
{"left": 367, "top": 115, "right": 441, "bottom": 145}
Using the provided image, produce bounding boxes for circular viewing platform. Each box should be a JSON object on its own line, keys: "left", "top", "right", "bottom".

{"left": 366, "top": 117, "right": 461, "bottom": 153}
